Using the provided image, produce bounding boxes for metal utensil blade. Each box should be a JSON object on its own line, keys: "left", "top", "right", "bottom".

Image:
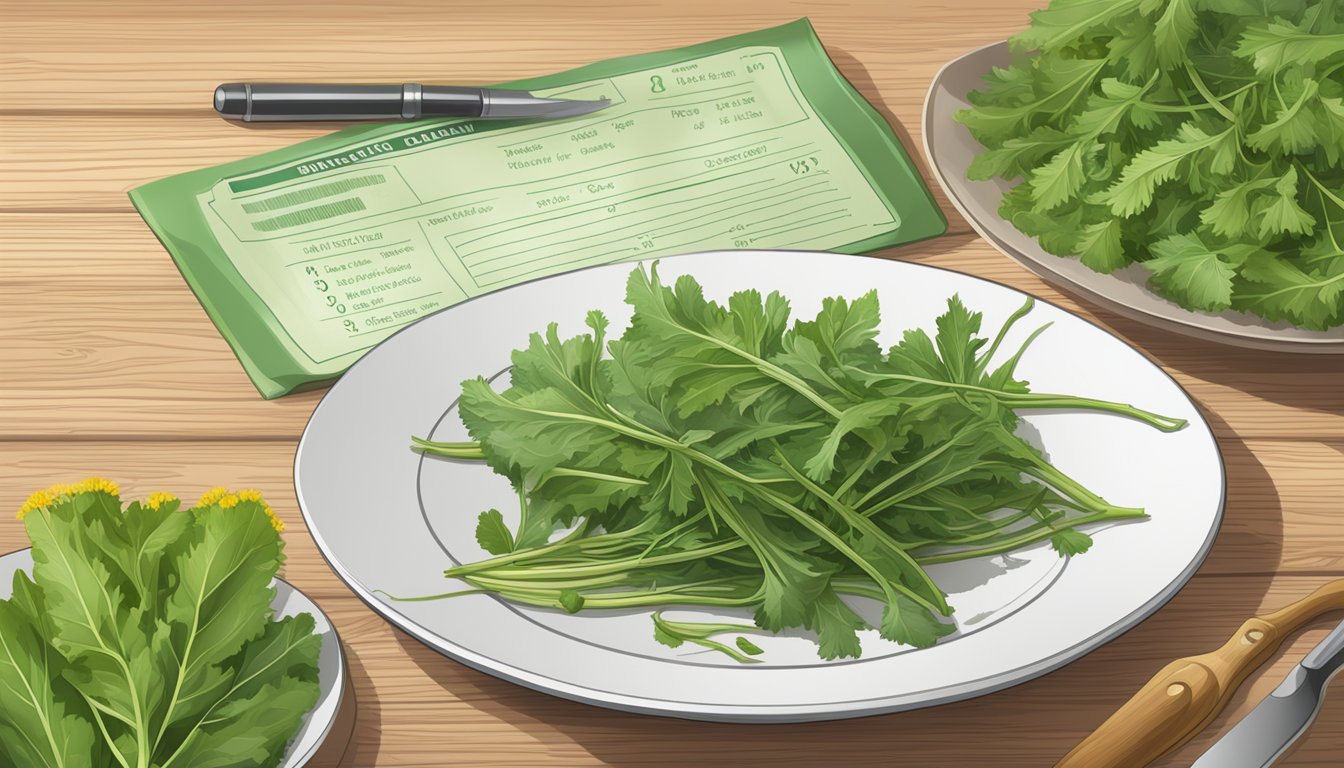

{"left": 1192, "top": 617, "right": 1344, "bottom": 767}
{"left": 481, "top": 90, "right": 611, "bottom": 119}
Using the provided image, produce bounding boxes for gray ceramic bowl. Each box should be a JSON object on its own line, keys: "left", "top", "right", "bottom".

{"left": 923, "top": 41, "right": 1344, "bottom": 353}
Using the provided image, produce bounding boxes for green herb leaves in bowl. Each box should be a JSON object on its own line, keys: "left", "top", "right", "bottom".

{"left": 1, "top": 481, "right": 320, "bottom": 768}
{"left": 955, "top": 0, "right": 1344, "bottom": 330}
{"left": 406, "top": 263, "right": 1186, "bottom": 663}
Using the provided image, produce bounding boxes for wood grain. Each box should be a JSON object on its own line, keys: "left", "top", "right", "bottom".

{"left": 2, "top": 0, "right": 1342, "bottom": 764}
{"left": 1, "top": 439, "right": 1343, "bottom": 583}
{"left": 0, "top": 441, "right": 1342, "bottom": 766}
{"left": 3, "top": 213, "right": 1341, "bottom": 440}
{"left": 0, "top": 0, "right": 1039, "bottom": 112}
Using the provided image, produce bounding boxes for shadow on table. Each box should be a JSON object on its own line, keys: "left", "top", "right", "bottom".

{"left": 326, "top": 643, "right": 382, "bottom": 768}
{"left": 389, "top": 414, "right": 1283, "bottom": 768}
{"left": 1089, "top": 304, "right": 1344, "bottom": 421}
{"left": 825, "top": 46, "right": 962, "bottom": 229}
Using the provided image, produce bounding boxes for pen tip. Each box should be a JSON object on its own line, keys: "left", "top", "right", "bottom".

{"left": 214, "top": 83, "right": 247, "bottom": 117}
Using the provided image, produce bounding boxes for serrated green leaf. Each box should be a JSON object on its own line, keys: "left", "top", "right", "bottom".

{"left": 804, "top": 588, "right": 867, "bottom": 660}
{"left": 1247, "top": 78, "right": 1321, "bottom": 154}
{"left": 474, "top": 509, "right": 514, "bottom": 555}
{"left": 1235, "top": 251, "right": 1344, "bottom": 330}
{"left": 1107, "top": 16, "right": 1161, "bottom": 81}
{"left": 1152, "top": 0, "right": 1198, "bottom": 67}
{"left": 1011, "top": 0, "right": 1146, "bottom": 52}
{"left": 955, "top": 58, "right": 1108, "bottom": 140}
{"left": 1253, "top": 166, "right": 1317, "bottom": 238}
{"left": 1144, "top": 232, "right": 1237, "bottom": 310}
{"left": 156, "top": 614, "right": 320, "bottom": 768}
{"left": 421, "top": 262, "right": 1190, "bottom": 667}
{"left": 1075, "top": 218, "right": 1128, "bottom": 272}
{"left": 1235, "top": 20, "right": 1344, "bottom": 74}
{"left": 10, "top": 487, "right": 319, "bottom": 768}
{"left": 1071, "top": 78, "right": 1157, "bottom": 136}
{"left": 934, "top": 294, "right": 987, "bottom": 384}
{"left": 878, "top": 595, "right": 956, "bottom": 649}
{"left": 1050, "top": 529, "right": 1095, "bottom": 556}
{"left": 958, "top": 0, "right": 1344, "bottom": 330}
{"left": 1199, "top": 178, "right": 1276, "bottom": 238}
{"left": 967, "top": 127, "right": 1075, "bottom": 180}
{"left": 1030, "top": 142, "right": 1096, "bottom": 210}
{"left": 0, "top": 575, "right": 103, "bottom": 768}
{"left": 153, "top": 502, "right": 287, "bottom": 753}
{"left": 1102, "top": 125, "right": 1235, "bottom": 216}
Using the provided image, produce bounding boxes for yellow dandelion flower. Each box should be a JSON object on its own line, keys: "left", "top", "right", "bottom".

{"left": 72, "top": 477, "right": 120, "bottom": 496}
{"left": 236, "top": 489, "right": 265, "bottom": 504}
{"left": 146, "top": 491, "right": 178, "bottom": 511}
{"left": 16, "top": 476, "right": 118, "bottom": 519}
{"left": 197, "top": 487, "right": 230, "bottom": 507}
{"left": 235, "top": 489, "right": 285, "bottom": 533}
{"left": 17, "top": 484, "right": 68, "bottom": 519}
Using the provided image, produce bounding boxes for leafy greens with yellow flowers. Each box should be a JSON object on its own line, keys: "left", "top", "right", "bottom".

{"left": 956, "top": 0, "right": 1344, "bottom": 330}
{"left": 406, "top": 263, "right": 1187, "bottom": 662}
{"left": 0, "top": 482, "right": 320, "bottom": 768}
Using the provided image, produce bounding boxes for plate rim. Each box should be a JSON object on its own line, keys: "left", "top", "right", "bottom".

{"left": 294, "top": 248, "right": 1226, "bottom": 722}
{"left": 0, "top": 547, "right": 348, "bottom": 767}
{"left": 921, "top": 40, "right": 1344, "bottom": 353}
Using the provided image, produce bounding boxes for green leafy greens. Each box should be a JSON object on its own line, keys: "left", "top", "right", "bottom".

{"left": 409, "top": 263, "right": 1186, "bottom": 662}
{"left": 956, "top": 0, "right": 1344, "bottom": 330}
{"left": 0, "top": 482, "right": 320, "bottom": 768}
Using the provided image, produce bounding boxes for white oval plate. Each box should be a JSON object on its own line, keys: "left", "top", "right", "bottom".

{"left": 295, "top": 250, "right": 1223, "bottom": 722}
{"left": 923, "top": 41, "right": 1344, "bottom": 353}
{"left": 0, "top": 548, "right": 346, "bottom": 766}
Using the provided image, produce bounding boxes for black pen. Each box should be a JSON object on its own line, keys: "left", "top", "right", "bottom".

{"left": 213, "top": 83, "right": 611, "bottom": 122}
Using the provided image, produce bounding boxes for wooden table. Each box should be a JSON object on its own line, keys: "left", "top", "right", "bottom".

{"left": 3, "top": 1, "right": 1342, "bottom": 765}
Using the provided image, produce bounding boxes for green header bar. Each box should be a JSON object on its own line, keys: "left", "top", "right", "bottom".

{"left": 228, "top": 120, "right": 517, "bottom": 193}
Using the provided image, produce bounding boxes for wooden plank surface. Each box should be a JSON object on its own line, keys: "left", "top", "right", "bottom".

{"left": 3, "top": 439, "right": 1344, "bottom": 582}
{"left": 0, "top": 1, "right": 1031, "bottom": 112}
{"left": 3, "top": 213, "right": 1341, "bottom": 440}
{"left": 0, "top": 442, "right": 1341, "bottom": 766}
{"left": 2, "top": 0, "right": 1342, "bottom": 765}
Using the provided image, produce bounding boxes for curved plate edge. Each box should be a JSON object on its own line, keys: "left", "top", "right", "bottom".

{"left": 294, "top": 250, "right": 1227, "bottom": 723}
{"left": 922, "top": 42, "right": 1344, "bottom": 353}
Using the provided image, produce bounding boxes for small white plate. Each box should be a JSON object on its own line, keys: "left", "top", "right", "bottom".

{"left": 0, "top": 548, "right": 346, "bottom": 767}
{"left": 923, "top": 41, "right": 1344, "bottom": 353}
{"left": 296, "top": 250, "right": 1223, "bottom": 722}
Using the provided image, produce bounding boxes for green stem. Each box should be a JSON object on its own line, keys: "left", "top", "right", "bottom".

{"left": 1185, "top": 62, "right": 1239, "bottom": 123}
{"left": 852, "top": 419, "right": 986, "bottom": 510}
{"left": 974, "top": 298, "right": 1035, "bottom": 378}
{"left": 914, "top": 509, "right": 1146, "bottom": 565}
{"left": 1002, "top": 396, "right": 1187, "bottom": 431}
{"left": 1020, "top": 451, "right": 1143, "bottom": 518}
{"left": 641, "top": 314, "right": 846, "bottom": 420}
{"left": 538, "top": 467, "right": 649, "bottom": 486}
{"left": 443, "top": 519, "right": 654, "bottom": 577}
{"left": 375, "top": 587, "right": 491, "bottom": 602}
{"left": 411, "top": 437, "right": 487, "bottom": 460}
{"left": 774, "top": 451, "right": 949, "bottom": 614}
{"left": 476, "top": 539, "right": 745, "bottom": 580}
{"left": 844, "top": 367, "right": 1186, "bottom": 432}
{"left": 466, "top": 577, "right": 762, "bottom": 610}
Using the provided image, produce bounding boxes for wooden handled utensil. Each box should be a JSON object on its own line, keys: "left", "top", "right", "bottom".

{"left": 1056, "top": 578, "right": 1344, "bottom": 768}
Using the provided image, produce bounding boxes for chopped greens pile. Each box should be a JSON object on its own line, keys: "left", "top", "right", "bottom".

{"left": 956, "top": 0, "right": 1344, "bottom": 330}
{"left": 0, "top": 482, "right": 320, "bottom": 768}
{"left": 409, "top": 263, "right": 1186, "bottom": 661}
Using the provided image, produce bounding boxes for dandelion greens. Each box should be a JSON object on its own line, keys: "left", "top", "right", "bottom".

{"left": 408, "top": 263, "right": 1185, "bottom": 661}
